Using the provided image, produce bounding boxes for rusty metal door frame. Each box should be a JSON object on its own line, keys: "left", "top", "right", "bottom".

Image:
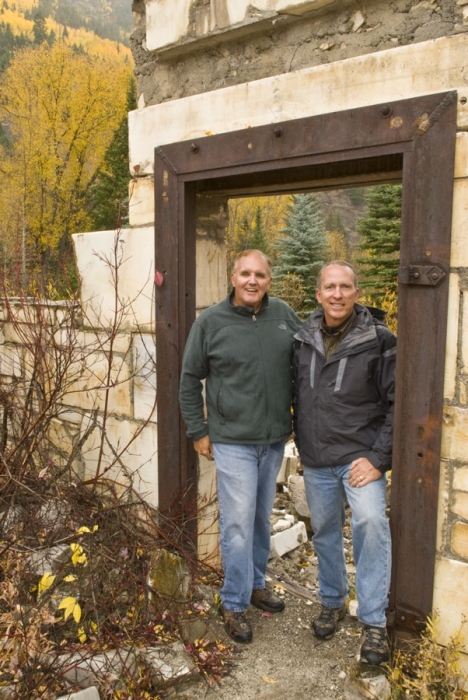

{"left": 154, "top": 92, "right": 457, "bottom": 632}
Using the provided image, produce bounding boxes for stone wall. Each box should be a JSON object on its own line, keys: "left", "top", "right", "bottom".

{"left": 124, "top": 0, "right": 468, "bottom": 670}
{"left": 131, "top": 0, "right": 466, "bottom": 108}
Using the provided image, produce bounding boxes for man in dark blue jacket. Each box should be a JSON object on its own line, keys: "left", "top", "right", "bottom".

{"left": 293, "top": 260, "right": 396, "bottom": 665}
{"left": 180, "top": 250, "right": 301, "bottom": 644}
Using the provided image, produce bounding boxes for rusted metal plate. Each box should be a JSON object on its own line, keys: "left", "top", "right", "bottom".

{"left": 398, "top": 264, "right": 446, "bottom": 286}
{"left": 154, "top": 91, "right": 457, "bottom": 622}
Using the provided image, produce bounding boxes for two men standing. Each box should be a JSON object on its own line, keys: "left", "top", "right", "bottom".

{"left": 179, "top": 253, "right": 395, "bottom": 665}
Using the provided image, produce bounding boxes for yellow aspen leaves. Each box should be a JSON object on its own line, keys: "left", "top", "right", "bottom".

{"left": 70, "top": 543, "right": 87, "bottom": 566}
{"left": 37, "top": 572, "right": 56, "bottom": 600}
{"left": 57, "top": 596, "right": 82, "bottom": 623}
{"left": 77, "top": 525, "right": 99, "bottom": 534}
{"left": 0, "top": 43, "right": 132, "bottom": 261}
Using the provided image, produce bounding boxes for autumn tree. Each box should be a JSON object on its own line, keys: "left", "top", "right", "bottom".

{"left": 227, "top": 195, "right": 288, "bottom": 270}
{"left": 0, "top": 42, "right": 132, "bottom": 291}
{"left": 274, "top": 193, "right": 329, "bottom": 318}
{"left": 355, "top": 184, "right": 402, "bottom": 301}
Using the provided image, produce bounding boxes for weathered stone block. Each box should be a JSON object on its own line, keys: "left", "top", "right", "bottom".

{"left": 196, "top": 237, "right": 227, "bottom": 310}
{"left": 454, "top": 465, "right": 468, "bottom": 492}
{"left": 288, "top": 474, "right": 312, "bottom": 533}
{"left": 455, "top": 132, "right": 468, "bottom": 178}
{"left": 81, "top": 416, "right": 158, "bottom": 506}
{"left": 27, "top": 545, "right": 71, "bottom": 576}
{"left": 462, "top": 290, "right": 468, "bottom": 374}
{"left": 148, "top": 549, "right": 191, "bottom": 601}
{"left": 57, "top": 688, "right": 101, "bottom": 700}
{"left": 277, "top": 442, "right": 300, "bottom": 484}
{"left": 128, "top": 177, "right": 155, "bottom": 227}
{"left": 72, "top": 228, "right": 154, "bottom": 332}
{"left": 441, "top": 405, "right": 468, "bottom": 461}
{"left": 269, "top": 521, "right": 308, "bottom": 558}
{"left": 437, "top": 460, "right": 450, "bottom": 552}
{"left": 146, "top": 0, "right": 192, "bottom": 50}
{"left": 433, "top": 558, "right": 468, "bottom": 652}
{"left": 146, "top": 0, "right": 336, "bottom": 52}
{"left": 61, "top": 351, "right": 132, "bottom": 416}
{"left": 129, "top": 34, "right": 468, "bottom": 175}
{"left": 0, "top": 344, "right": 22, "bottom": 378}
{"left": 444, "top": 273, "right": 460, "bottom": 401}
{"left": 141, "top": 641, "right": 198, "bottom": 682}
{"left": 58, "top": 649, "right": 137, "bottom": 689}
{"left": 452, "top": 521, "right": 468, "bottom": 558}
{"left": 453, "top": 491, "right": 468, "bottom": 520}
{"left": 344, "top": 674, "right": 391, "bottom": 700}
{"left": 451, "top": 179, "right": 468, "bottom": 267}
{"left": 133, "top": 333, "right": 157, "bottom": 422}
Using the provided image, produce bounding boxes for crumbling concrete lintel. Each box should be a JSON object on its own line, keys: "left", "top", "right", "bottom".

{"left": 146, "top": 0, "right": 337, "bottom": 58}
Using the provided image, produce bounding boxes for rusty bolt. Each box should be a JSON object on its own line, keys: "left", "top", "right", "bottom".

{"left": 274, "top": 126, "right": 284, "bottom": 137}
{"left": 380, "top": 105, "right": 392, "bottom": 118}
{"left": 191, "top": 143, "right": 200, "bottom": 154}
{"left": 413, "top": 272, "right": 420, "bottom": 279}
{"left": 431, "top": 272, "right": 439, "bottom": 280}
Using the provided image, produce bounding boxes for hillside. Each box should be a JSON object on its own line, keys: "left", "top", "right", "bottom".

{"left": 0, "top": 0, "right": 133, "bottom": 61}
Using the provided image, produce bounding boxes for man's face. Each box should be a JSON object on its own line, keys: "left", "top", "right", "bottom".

{"left": 316, "top": 264, "right": 360, "bottom": 327}
{"left": 231, "top": 252, "right": 272, "bottom": 312}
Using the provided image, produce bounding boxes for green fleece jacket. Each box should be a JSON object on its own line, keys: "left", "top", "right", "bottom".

{"left": 179, "top": 293, "right": 302, "bottom": 445}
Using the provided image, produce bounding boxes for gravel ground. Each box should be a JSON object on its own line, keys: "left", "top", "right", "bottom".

{"left": 171, "top": 542, "right": 378, "bottom": 700}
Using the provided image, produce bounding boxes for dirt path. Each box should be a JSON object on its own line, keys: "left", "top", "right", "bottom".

{"left": 174, "top": 558, "right": 372, "bottom": 700}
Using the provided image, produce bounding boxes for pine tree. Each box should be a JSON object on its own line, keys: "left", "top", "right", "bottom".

{"left": 33, "top": 12, "right": 48, "bottom": 44}
{"left": 87, "top": 77, "right": 136, "bottom": 231}
{"left": 274, "top": 193, "right": 329, "bottom": 318}
{"left": 249, "top": 206, "right": 270, "bottom": 256}
{"left": 355, "top": 184, "right": 402, "bottom": 300}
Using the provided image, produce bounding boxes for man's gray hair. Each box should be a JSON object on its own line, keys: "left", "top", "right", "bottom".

{"left": 316, "top": 260, "right": 358, "bottom": 289}
{"left": 231, "top": 249, "right": 272, "bottom": 275}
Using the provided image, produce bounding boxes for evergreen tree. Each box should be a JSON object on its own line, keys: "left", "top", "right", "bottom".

{"left": 355, "top": 184, "right": 402, "bottom": 300}
{"left": 33, "top": 12, "right": 48, "bottom": 44}
{"left": 249, "top": 206, "right": 270, "bottom": 256}
{"left": 274, "top": 193, "right": 329, "bottom": 318}
{"left": 87, "top": 78, "right": 136, "bottom": 231}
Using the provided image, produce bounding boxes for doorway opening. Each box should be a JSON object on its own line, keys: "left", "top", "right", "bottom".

{"left": 154, "top": 92, "right": 457, "bottom": 636}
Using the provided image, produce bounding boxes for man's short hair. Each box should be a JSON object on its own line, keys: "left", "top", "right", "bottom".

{"left": 316, "top": 260, "right": 358, "bottom": 289}
{"left": 231, "top": 249, "right": 272, "bottom": 275}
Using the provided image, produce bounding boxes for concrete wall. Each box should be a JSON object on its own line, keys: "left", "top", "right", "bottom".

{"left": 124, "top": 0, "right": 468, "bottom": 669}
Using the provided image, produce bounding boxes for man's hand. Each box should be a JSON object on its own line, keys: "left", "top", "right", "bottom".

{"left": 349, "top": 457, "right": 382, "bottom": 488}
{"left": 194, "top": 435, "right": 214, "bottom": 461}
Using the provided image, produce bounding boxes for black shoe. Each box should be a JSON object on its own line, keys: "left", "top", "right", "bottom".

{"left": 360, "top": 625, "right": 390, "bottom": 665}
{"left": 251, "top": 587, "right": 285, "bottom": 613}
{"left": 220, "top": 606, "right": 253, "bottom": 644}
{"left": 312, "top": 603, "right": 347, "bottom": 640}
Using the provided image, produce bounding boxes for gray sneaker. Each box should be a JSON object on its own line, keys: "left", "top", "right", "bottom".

{"left": 312, "top": 603, "right": 347, "bottom": 640}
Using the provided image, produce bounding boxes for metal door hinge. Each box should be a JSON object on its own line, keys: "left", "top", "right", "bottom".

{"left": 398, "top": 264, "right": 446, "bottom": 286}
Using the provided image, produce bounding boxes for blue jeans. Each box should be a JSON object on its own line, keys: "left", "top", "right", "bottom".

{"left": 303, "top": 464, "right": 391, "bottom": 628}
{"left": 212, "top": 441, "right": 285, "bottom": 612}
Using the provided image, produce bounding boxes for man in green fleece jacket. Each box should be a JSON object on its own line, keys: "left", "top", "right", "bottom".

{"left": 179, "top": 250, "right": 302, "bottom": 643}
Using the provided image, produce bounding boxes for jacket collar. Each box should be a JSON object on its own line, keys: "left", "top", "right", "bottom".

{"left": 228, "top": 290, "right": 270, "bottom": 315}
{"left": 295, "top": 303, "right": 378, "bottom": 354}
